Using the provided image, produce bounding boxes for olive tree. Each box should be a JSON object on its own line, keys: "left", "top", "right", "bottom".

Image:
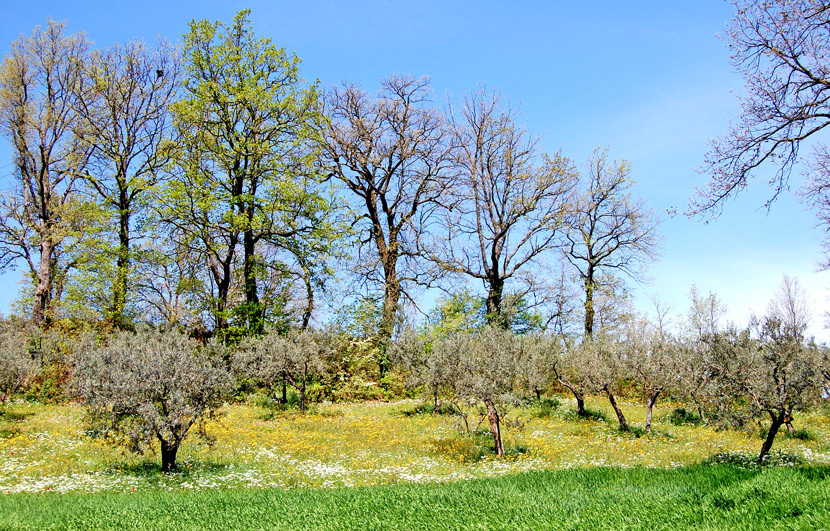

{"left": 0, "top": 320, "right": 38, "bottom": 406}
{"left": 71, "top": 328, "right": 232, "bottom": 471}
{"left": 574, "top": 333, "right": 631, "bottom": 431}
{"left": 623, "top": 317, "right": 679, "bottom": 433}
{"left": 707, "top": 276, "right": 823, "bottom": 461}
{"left": 434, "top": 327, "right": 524, "bottom": 456}
{"left": 234, "top": 328, "right": 331, "bottom": 413}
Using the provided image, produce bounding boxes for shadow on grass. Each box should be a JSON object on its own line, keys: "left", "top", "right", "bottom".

{"left": 116, "top": 460, "right": 235, "bottom": 477}
{"left": 399, "top": 402, "right": 461, "bottom": 417}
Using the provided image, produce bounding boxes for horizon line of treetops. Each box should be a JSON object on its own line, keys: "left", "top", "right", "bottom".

{"left": 0, "top": 10, "right": 661, "bottom": 347}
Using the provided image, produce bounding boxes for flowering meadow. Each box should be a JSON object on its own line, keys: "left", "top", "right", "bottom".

{"left": 1, "top": 397, "right": 828, "bottom": 495}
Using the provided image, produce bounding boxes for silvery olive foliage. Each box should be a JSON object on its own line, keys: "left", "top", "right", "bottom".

{"left": 395, "top": 326, "right": 526, "bottom": 456}
{"left": 234, "top": 328, "right": 332, "bottom": 413}
{"left": 0, "top": 320, "right": 38, "bottom": 404}
{"left": 704, "top": 277, "right": 823, "bottom": 461}
{"left": 71, "top": 327, "right": 232, "bottom": 471}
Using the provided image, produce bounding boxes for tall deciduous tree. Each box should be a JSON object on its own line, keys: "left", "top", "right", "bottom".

{"left": 436, "top": 88, "right": 576, "bottom": 325}
{"left": 164, "top": 10, "right": 329, "bottom": 336}
{"left": 0, "top": 20, "right": 93, "bottom": 325}
{"left": 324, "top": 75, "right": 452, "bottom": 374}
{"left": 75, "top": 39, "right": 181, "bottom": 329}
{"left": 566, "top": 148, "right": 660, "bottom": 337}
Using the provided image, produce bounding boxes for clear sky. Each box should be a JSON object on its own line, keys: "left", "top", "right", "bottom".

{"left": 2, "top": 1, "right": 829, "bottom": 339}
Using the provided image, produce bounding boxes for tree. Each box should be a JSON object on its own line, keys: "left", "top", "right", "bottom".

{"left": 566, "top": 148, "right": 660, "bottom": 337}
{"left": 0, "top": 319, "right": 38, "bottom": 406}
{"left": 707, "top": 276, "right": 822, "bottom": 461}
{"left": 677, "top": 286, "right": 728, "bottom": 423}
{"left": 435, "top": 88, "right": 575, "bottom": 324}
{"left": 575, "top": 333, "right": 631, "bottom": 431}
{"left": 432, "top": 327, "right": 524, "bottom": 456}
{"left": 234, "top": 328, "right": 331, "bottom": 413}
{"left": 75, "top": 39, "right": 181, "bottom": 329}
{"left": 323, "top": 75, "right": 452, "bottom": 374}
{"left": 72, "top": 328, "right": 232, "bottom": 471}
{"left": 695, "top": 1, "right": 830, "bottom": 221}
{"left": 164, "top": 10, "right": 328, "bottom": 336}
{"left": 623, "top": 316, "right": 678, "bottom": 433}
{"left": 0, "top": 20, "right": 93, "bottom": 325}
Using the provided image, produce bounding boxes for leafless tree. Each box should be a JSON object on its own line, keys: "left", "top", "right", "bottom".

{"left": 74, "top": 39, "right": 181, "bottom": 329}
{"left": 435, "top": 88, "right": 576, "bottom": 325}
{"left": 566, "top": 148, "right": 661, "bottom": 337}
{"left": 695, "top": 0, "right": 830, "bottom": 219}
{"left": 324, "top": 75, "right": 452, "bottom": 373}
{"left": 0, "top": 20, "right": 93, "bottom": 325}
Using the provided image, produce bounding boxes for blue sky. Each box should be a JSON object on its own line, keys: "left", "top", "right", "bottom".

{"left": 2, "top": 1, "right": 829, "bottom": 338}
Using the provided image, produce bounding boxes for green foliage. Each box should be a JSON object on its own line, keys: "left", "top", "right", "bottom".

{"left": 785, "top": 428, "right": 815, "bottom": 441}
{"left": 667, "top": 407, "right": 703, "bottom": 426}
{"left": 532, "top": 396, "right": 562, "bottom": 419}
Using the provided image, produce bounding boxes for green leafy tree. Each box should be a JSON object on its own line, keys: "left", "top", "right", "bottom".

{"left": 74, "top": 39, "right": 181, "bottom": 329}
{"left": 163, "top": 10, "right": 331, "bottom": 337}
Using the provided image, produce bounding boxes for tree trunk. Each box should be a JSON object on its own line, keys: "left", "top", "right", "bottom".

{"left": 300, "top": 261, "right": 313, "bottom": 331}
{"left": 160, "top": 439, "right": 179, "bottom": 472}
{"left": 31, "top": 236, "right": 54, "bottom": 326}
{"left": 485, "top": 399, "right": 505, "bottom": 457}
{"left": 243, "top": 228, "right": 263, "bottom": 335}
{"left": 485, "top": 277, "right": 505, "bottom": 327}
{"left": 759, "top": 410, "right": 785, "bottom": 462}
{"left": 111, "top": 201, "right": 130, "bottom": 329}
{"left": 300, "top": 363, "right": 307, "bottom": 414}
{"left": 645, "top": 389, "right": 661, "bottom": 433}
{"left": 281, "top": 372, "right": 287, "bottom": 404}
{"left": 378, "top": 267, "right": 400, "bottom": 378}
{"left": 604, "top": 386, "right": 628, "bottom": 431}
{"left": 583, "top": 264, "right": 595, "bottom": 337}
{"left": 558, "top": 378, "right": 586, "bottom": 416}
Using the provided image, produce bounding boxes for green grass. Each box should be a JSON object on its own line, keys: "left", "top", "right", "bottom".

{"left": 0, "top": 464, "right": 828, "bottom": 530}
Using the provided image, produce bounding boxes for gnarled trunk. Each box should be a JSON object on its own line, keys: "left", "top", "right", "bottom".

{"left": 604, "top": 385, "right": 628, "bottom": 431}
{"left": 644, "top": 388, "right": 661, "bottom": 433}
{"left": 759, "top": 410, "right": 785, "bottom": 462}
{"left": 160, "top": 439, "right": 180, "bottom": 472}
{"left": 485, "top": 399, "right": 505, "bottom": 457}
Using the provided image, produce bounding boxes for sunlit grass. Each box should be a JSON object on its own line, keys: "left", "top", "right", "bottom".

{"left": 1, "top": 396, "right": 828, "bottom": 494}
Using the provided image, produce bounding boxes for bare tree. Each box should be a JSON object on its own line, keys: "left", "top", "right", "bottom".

{"left": 566, "top": 148, "right": 661, "bottom": 337}
{"left": 695, "top": 0, "right": 830, "bottom": 219}
{"left": 324, "top": 75, "right": 452, "bottom": 374}
{"left": 0, "top": 20, "right": 93, "bottom": 325}
{"left": 75, "top": 39, "right": 181, "bottom": 329}
{"left": 435, "top": 88, "right": 576, "bottom": 325}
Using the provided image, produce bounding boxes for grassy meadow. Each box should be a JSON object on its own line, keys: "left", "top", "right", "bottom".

{"left": 1, "top": 396, "right": 829, "bottom": 529}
